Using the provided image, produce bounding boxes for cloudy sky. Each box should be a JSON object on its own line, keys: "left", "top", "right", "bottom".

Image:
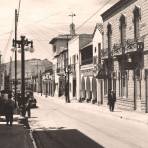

{"left": 0, "top": 0, "right": 118, "bottom": 63}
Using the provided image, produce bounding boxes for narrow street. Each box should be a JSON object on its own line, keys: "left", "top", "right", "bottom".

{"left": 29, "top": 94, "right": 148, "bottom": 148}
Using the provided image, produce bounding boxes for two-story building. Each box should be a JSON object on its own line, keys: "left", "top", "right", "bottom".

{"left": 101, "top": 0, "right": 148, "bottom": 112}
{"left": 49, "top": 35, "right": 72, "bottom": 97}
{"left": 68, "top": 34, "right": 92, "bottom": 101}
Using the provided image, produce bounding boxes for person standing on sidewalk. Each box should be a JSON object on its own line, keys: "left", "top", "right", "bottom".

{"left": 108, "top": 89, "right": 112, "bottom": 111}
{"left": 109, "top": 90, "right": 116, "bottom": 112}
{"left": 4, "top": 93, "right": 15, "bottom": 126}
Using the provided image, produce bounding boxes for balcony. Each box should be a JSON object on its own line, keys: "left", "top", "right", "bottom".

{"left": 125, "top": 38, "right": 144, "bottom": 54}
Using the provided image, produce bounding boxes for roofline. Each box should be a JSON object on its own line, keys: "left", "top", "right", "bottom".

{"left": 81, "top": 41, "right": 92, "bottom": 50}
{"left": 101, "top": 0, "right": 137, "bottom": 21}
{"left": 49, "top": 34, "right": 75, "bottom": 44}
{"left": 92, "top": 23, "right": 103, "bottom": 38}
{"left": 49, "top": 37, "right": 68, "bottom": 44}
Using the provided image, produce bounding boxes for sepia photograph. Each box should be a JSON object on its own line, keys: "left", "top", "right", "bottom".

{"left": 0, "top": 0, "right": 148, "bottom": 148}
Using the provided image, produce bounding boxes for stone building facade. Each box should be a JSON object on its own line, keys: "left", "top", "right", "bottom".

{"left": 101, "top": 0, "right": 148, "bottom": 112}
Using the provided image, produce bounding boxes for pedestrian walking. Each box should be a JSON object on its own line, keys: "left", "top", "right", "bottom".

{"left": 111, "top": 90, "right": 116, "bottom": 112}
{"left": 108, "top": 89, "right": 112, "bottom": 111}
{"left": 4, "top": 93, "right": 15, "bottom": 126}
{"left": 108, "top": 90, "right": 116, "bottom": 112}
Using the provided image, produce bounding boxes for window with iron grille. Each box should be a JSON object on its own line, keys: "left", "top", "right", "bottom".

{"left": 133, "top": 6, "right": 141, "bottom": 41}
{"left": 119, "top": 14, "right": 126, "bottom": 47}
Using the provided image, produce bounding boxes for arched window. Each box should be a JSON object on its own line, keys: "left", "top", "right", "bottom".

{"left": 107, "top": 23, "right": 112, "bottom": 51}
{"left": 133, "top": 6, "right": 141, "bottom": 41}
{"left": 119, "top": 14, "right": 126, "bottom": 46}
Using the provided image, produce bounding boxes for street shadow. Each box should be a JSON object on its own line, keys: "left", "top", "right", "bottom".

{"left": 33, "top": 129, "right": 104, "bottom": 148}
{"left": 0, "top": 123, "right": 33, "bottom": 148}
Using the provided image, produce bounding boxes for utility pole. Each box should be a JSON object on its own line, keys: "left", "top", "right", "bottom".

{"left": 14, "top": 9, "right": 18, "bottom": 104}
{"left": 9, "top": 56, "right": 12, "bottom": 91}
{"left": 64, "top": 35, "right": 71, "bottom": 103}
{"left": 40, "top": 70, "right": 42, "bottom": 96}
{"left": 0, "top": 54, "right": 2, "bottom": 91}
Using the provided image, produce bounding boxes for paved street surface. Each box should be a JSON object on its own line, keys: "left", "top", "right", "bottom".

{"left": 29, "top": 93, "right": 148, "bottom": 148}
{"left": 0, "top": 115, "right": 34, "bottom": 148}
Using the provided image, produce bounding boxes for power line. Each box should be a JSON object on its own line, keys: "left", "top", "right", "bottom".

{"left": 76, "top": 0, "right": 111, "bottom": 31}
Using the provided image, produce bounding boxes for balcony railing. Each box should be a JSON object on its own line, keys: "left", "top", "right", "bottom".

{"left": 111, "top": 38, "right": 144, "bottom": 57}
{"left": 125, "top": 38, "right": 144, "bottom": 54}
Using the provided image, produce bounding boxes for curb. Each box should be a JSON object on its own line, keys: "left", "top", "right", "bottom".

{"left": 29, "top": 129, "right": 38, "bottom": 148}
{"left": 18, "top": 116, "right": 38, "bottom": 148}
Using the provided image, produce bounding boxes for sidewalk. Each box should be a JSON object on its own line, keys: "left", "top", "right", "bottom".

{"left": 0, "top": 115, "right": 34, "bottom": 148}
{"left": 35, "top": 93, "right": 148, "bottom": 125}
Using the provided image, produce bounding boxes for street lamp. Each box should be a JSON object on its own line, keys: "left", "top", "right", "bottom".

{"left": 12, "top": 35, "right": 34, "bottom": 117}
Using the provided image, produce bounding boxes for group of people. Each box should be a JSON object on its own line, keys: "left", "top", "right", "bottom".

{"left": 108, "top": 90, "right": 116, "bottom": 112}
{"left": 0, "top": 90, "right": 32, "bottom": 126}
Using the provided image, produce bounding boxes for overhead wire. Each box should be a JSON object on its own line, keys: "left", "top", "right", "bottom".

{"left": 76, "top": 0, "right": 112, "bottom": 32}
{"left": 2, "top": 0, "right": 113, "bottom": 63}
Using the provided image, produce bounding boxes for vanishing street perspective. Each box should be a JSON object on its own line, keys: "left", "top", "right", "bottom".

{"left": 1, "top": 0, "right": 148, "bottom": 148}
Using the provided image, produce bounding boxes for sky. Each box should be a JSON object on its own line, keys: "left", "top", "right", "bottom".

{"left": 0, "top": 0, "right": 118, "bottom": 63}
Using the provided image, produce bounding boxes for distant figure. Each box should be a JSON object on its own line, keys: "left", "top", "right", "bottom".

{"left": 65, "top": 82, "right": 70, "bottom": 103}
{"left": 4, "top": 93, "right": 15, "bottom": 126}
{"left": 108, "top": 89, "right": 112, "bottom": 110}
{"left": 111, "top": 90, "right": 116, "bottom": 111}
{"left": 108, "top": 90, "right": 116, "bottom": 112}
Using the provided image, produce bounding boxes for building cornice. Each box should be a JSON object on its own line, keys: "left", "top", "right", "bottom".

{"left": 101, "top": 0, "right": 137, "bottom": 21}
